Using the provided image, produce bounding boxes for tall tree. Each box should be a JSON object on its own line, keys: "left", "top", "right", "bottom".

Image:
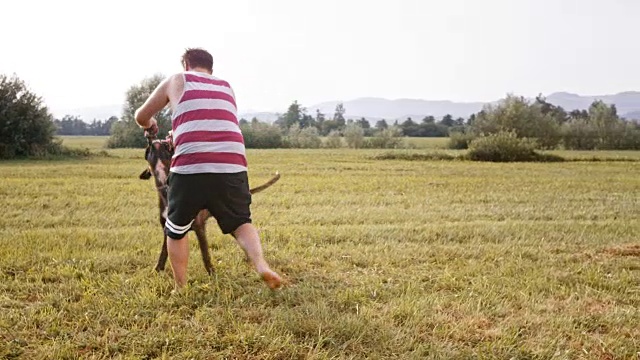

{"left": 107, "top": 74, "right": 172, "bottom": 148}
{"left": 466, "top": 113, "right": 477, "bottom": 126}
{"left": 535, "top": 95, "right": 569, "bottom": 124}
{"left": 375, "top": 119, "right": 388, "bottom": 130}
{"left": 0, "top": 74, "right": 56, "bottom": 158}
{"left": 300, "top": 113, "right": 316, "bottom": 128}
{"left": 315, "top": 109, "right": 326, "bottom": 128}
{"left": 401, "top": 117, "right": 419, "bottom": 136}
{"left": 422, "top": 115, "right": 436, "bottom": 124}
{"left": 569, "top": 109, "right": 589, "bottom": 121}
{"left": 439, "top": 114, "right": 455, "bottom": 127}
{"left": 55, "top": 115, "right": 87, "bottom": 135}
{"left": 333, "top": 103, "right": 346, "bottom": 128}
{"left": 356, "top": 117, "right": 370, "bottom": 129}
{"left": 588, "top": 100, "right": 622, "bottom": 148}
{"left": 274, "top": 100, "right": 303, "bottom": 129}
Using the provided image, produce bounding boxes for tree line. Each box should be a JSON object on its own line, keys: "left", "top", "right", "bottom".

{"left": 452, "top": 95, "right": 640, "bottom": 150}
{"left": 240, "top": 96, "right": 639, "bottom": 150}
{"left": 53, "top": 115, "right": 118, "bottom": 136}
{"left": 267, "top": 100, "right": 455, "bottom": 138}
{"left": 1, "top": 72, "right": 638, "bottom": 158}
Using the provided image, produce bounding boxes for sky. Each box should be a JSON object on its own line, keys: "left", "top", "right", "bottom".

{"left": 1, "top": 0, "right": 638, "bottom": 117}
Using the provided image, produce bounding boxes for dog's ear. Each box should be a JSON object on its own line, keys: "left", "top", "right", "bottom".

{"left": 139, "top": 168, "right": 152, "bottom": 180}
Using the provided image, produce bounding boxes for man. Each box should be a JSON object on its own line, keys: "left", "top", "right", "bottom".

{"left": 135, "top": 48, "right": 282, "bottom": 290}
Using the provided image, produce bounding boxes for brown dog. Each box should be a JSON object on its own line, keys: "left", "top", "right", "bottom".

{"left": 139, "top": 134, "right": 280, "bottom": 275}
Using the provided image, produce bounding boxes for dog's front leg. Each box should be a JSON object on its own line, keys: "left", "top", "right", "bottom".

{"left": 155, "top": 214, "right": 169, "bottom": 272}
{"left": 155, "top": 233, "right": 169, "bottom": 273}
{"left": 155, "top": 194, "right": 170, "bottom": 272}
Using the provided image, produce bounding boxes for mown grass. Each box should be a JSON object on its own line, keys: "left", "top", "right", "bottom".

{"left": 0, "top": 137, "right": 638, "bottom": 359}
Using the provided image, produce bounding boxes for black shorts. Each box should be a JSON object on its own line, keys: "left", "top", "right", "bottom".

{"left": 164, "top": 172, "right": 252, "bottom": 239}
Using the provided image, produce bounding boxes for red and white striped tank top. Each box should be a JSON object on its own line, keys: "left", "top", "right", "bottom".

{"left": 170, "top": 71, "right": 247, "bottom": 174}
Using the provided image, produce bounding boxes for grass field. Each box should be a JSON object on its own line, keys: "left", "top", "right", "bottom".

{"left": 1, "top": 137, "right": 639, "bottom": 359}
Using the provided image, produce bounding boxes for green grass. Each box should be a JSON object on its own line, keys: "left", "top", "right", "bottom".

{"left": 1, "top": 137, "right": 639, "bottom": 359}
{"left": 403, "top": 137, "right": 450, "bottom": 149}
{"left": 57, "top": 136, "right": 110, "bottom": 151}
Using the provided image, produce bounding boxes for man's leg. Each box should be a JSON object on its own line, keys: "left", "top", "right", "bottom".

{"left": 165, "top": 173, "right": 201, "bottom": 290}
{"left": 167, "top": 235, "right": 189, "bottom": 289}
{"left": 233, "top": 223, "right": 282, "bottom": 289}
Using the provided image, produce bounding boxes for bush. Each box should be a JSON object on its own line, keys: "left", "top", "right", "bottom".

{"left": 297, "top": 127, "right": 322, "bottom": 148}
{"left": 467, "top": 131, "right": 541, "bottom": 162}
{"left": 0, "top": 74, "right": 57, "bottom": 159}
{"left": 241, "top": 122, "right": 283, "bottom": 148}
{"left": 561, "top": 119, "right": 599, "bottom": 150}
{"left": 448, "top": 131, "right": 475, "bottom": 149}
{"left": 618, "top": 122, "right": 640, "bottom": 150}
{"left": 284, "top": 124, "right": 322, "bottom": 148}
{"left": 365, "top": 126, "right": 404, "bottom": 149}
{"left": 324, "top": 130, "right": 343, "bottom": 148}
{"left": 344, "top": 123, "right": 365, "bottom": 148}
{"left": 562, "top": 117, "right": 640, "bottom": 150}
{"left": 472, "top": 95, "right": 561, "bottom": 149}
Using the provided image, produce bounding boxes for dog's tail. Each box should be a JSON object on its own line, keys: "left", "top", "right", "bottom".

{"left": 249, "top": 172, "right": 281, "bottom": 194}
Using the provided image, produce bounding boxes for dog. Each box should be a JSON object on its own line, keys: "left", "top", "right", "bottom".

{"left": 139, "top": 132, "right": 280, "bottom": 275}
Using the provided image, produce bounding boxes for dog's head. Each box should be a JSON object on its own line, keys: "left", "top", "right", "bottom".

{"left": 139, "top": 133, "right": 174, "bottom": 191}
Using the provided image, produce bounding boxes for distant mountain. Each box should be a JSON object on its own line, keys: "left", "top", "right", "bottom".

{"left": 53, "top": 91, "right": 640, "bottom": 123}
{"left": 308, "top": 97, "right": 486, "bottom": 120}
{"left": 546, "top": 91, "right": 640, "bottom": 117}
{"left": 622, "top": 110, "right": 640, "bottom": 120}
{"left": 308, "top": 92, "right": 640, "bottom": 121}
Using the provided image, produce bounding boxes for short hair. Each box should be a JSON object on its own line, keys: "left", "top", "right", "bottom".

{"left": 181, "top": 48, "right": 213, "bottom": 72}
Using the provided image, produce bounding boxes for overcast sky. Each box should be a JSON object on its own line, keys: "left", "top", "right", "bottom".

{"left": 1, "top": 0, "right": 638, "bottom": 116}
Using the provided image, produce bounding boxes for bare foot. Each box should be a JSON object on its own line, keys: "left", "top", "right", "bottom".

{"left": 260, "top": 270, "right": 283, "bottom": 290}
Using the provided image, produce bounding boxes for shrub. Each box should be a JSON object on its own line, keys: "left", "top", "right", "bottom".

{"left": 472, "top": 95, "right": 561, "bottom": 149}
{"left": 324, "top": 130, "right": 343, "bottom": 148}
{"left": 241, "top": 122, "right": 283, "bottom": 148}
{"left": 344, "top": 123, "right": 365, "bottom": 148}
{"left": 467, "top": 131, "right": 540, "bottom": 162}
{"left": 365, "top": 126, "right": 404, "bottom": 149}
{"left": 448, "top": 131, "right": 475, "bottom": 149}
{"left": 284, "top": 124, "right": 322, "bottom": 148}
{"left": 618, "top": 122, "right": 640, "bottom": 150}
{"left": 562, "top": 118, "right": 640, "bottom": 150}
{"left": 561, "top": 120, "right": 599, "bottom": 150}
{"left": 297, "top": 127, "right": 322, "bottom": 148}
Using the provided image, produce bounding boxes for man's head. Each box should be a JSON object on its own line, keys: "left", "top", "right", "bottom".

{"left": 181, "top": 48, "right": 213, "bottom": 73}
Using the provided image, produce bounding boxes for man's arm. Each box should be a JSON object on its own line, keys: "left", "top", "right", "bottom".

{"left": 135, "top": 77, "right": 170, "bottom": 130}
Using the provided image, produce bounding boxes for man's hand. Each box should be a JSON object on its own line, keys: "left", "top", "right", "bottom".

{"left": 144, "top": 118, "right": 159, "bottom": 138}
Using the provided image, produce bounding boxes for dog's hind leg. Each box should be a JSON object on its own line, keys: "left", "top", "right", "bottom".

{"left": 193, "top": 213, "right": 214, "bottom": 276}
{"left": 194, "top": 226, "right": 214, "bottom": 275}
